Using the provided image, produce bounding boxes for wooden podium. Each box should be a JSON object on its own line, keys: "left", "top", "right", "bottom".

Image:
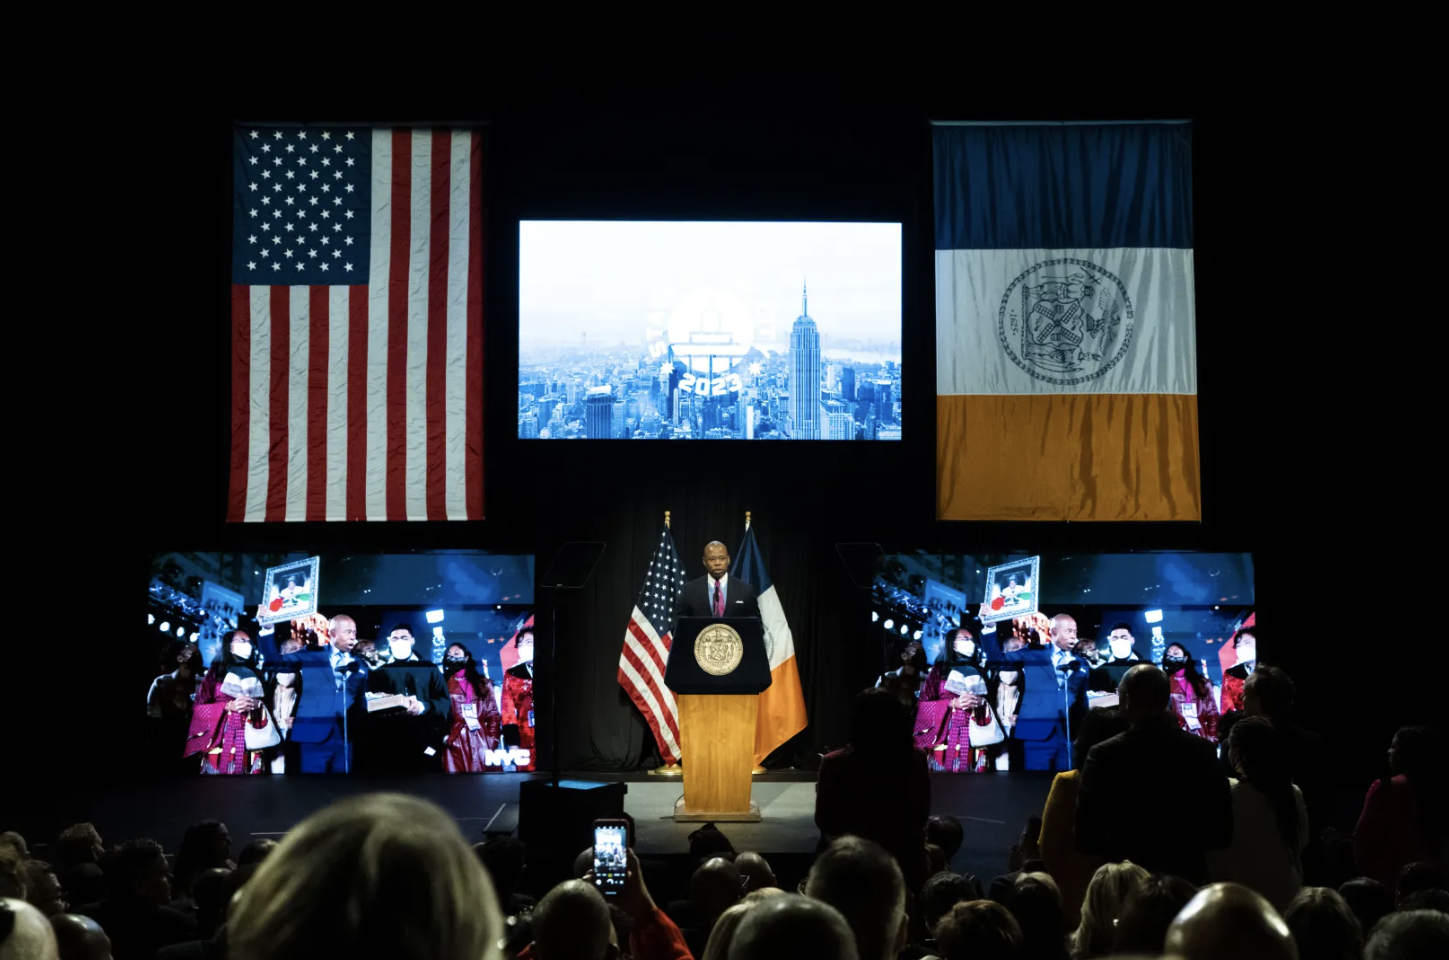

{"left": 666, "top": 617, "right": 773, "bottom": 822}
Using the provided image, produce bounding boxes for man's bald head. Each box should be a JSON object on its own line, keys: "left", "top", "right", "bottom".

{"left": 728, "top": 895, "right": 858, "bottom": 960}
{"left": 1119, "top": 664, "right": 1170, "bottom": 721}
{"left": 1166, "top": 883, "right": 1296, "bottom": 960}
{"left": 572, "top": 847, "right": 595, "bottom": 879}
{"left": 735, "top": 852, "right": 777, "bottom": 892}
{"left": 49, "top": 913, "right": 109, "bottom": 960}
{"left": 691, "top": 857, "right": 743, "bottom": 923}
{"left": 531, "top": 880, "right": 617, "bottom": 960}
{"left": 0, "top": 898, "right": 58, "bottom": 960}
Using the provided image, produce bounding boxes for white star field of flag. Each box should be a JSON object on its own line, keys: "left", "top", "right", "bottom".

{"left": 638, "top": 528, "right": 685, "bottom": 628}
{"left": 235, "top": 128, "right": 365, "bottom": 281}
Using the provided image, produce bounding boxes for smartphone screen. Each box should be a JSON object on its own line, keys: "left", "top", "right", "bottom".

{"left": 593, "top": 821, "right": 628, "bottom": 895}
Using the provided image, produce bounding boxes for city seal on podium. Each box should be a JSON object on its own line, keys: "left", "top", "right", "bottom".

{"left": 695, "top": 622, "right": 744, "bottom": 676}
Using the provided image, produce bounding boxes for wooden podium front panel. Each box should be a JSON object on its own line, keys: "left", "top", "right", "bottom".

{"left": 678, "top": 694, "right": 758, "bottom": 816}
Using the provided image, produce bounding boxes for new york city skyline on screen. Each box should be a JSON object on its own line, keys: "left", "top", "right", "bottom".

{"left": 518, "top": 221, "right": 903, "bottom": 440}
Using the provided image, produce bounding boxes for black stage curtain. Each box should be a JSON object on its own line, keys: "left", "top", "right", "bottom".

{"left": 533, "top": 475, "right": 874, "bottom": 771}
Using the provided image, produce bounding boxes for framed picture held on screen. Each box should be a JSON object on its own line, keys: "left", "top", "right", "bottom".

{"left": 258, "top": 557, "right": 320, "bottom": 626}
{"left": 982, "top": 556, "right": 1039, "bottom": 623}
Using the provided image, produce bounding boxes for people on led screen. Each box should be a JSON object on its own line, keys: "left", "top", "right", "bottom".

{"left": 354, "top": 638, "right": 385, "bottom": 669}
{"left": 501, "top": 626, "right": 537, "bottom": 761}
{"left": 1005, "top": 613, "right": 1089, "bottom": 772}
{"left": 1220, "top": 624, "right": 1257, "bottom": 715}
{"left": 442, "top": 642, "right": 503, "bottom": 772}
{"left": 1089, "top": 622, "right": 1142, "bottom": 696}
{"left": 146, "top": 641, "right": 201, "bottom": 720}
{"left": 878, "top": 637, "right": 928, "bottom": 708}
{"left": 258, "top": 612, "right": 369, "bottom": 773}
{"left": 185, "top": 630, "right": 267, "bottom": 775}
{"left": 915, "top": 626, "right": 993, "bottom": 772}
{"left": 364, "top": 624, "right": 450, "bottom": 773}
{"left": 1077, "top": 639, "right": 1105, "bottom": 669}
{"left": 1163, "top": 642, "right": 1220, "bottom": 743}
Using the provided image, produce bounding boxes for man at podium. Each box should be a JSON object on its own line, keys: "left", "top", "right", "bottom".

{"left": 675, "top": 541, "right": 760, "bottom": 620}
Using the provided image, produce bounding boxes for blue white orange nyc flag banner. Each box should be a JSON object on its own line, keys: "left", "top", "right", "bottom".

{"left": 229, "top": 126, "right": 485, "bottom": 521}
{"left": 735, "top": 517, "right": 807, "bottom": 766}
{"left": 933, "top": 122, "right": 1199, "bottom": 521}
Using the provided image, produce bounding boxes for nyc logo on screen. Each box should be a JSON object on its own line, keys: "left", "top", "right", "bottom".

{"left": 998, "top": 258, "right": 1135, "bottom": 386}
{"left": 484, "top": 747, "right": 532, "bottom": 768}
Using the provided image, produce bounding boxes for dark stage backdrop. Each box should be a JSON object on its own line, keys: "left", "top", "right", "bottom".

{"left": 31, "top": 72, "right": 1434, "bottom": 819}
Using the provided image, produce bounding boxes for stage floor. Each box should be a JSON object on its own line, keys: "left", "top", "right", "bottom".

{"left": 11, "top": 771, "right": 1051, "bottom": 887}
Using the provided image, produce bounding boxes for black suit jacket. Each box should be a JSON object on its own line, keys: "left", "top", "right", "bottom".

{"left": 1075, "top": 716, "right": 1233, "bottom": 883}
{"left": 674, "top": 575, "right": 760, "bottom": 620}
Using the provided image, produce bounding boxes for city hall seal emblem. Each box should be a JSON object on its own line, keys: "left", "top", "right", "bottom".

{"left": 695, "top": 622, "right": 744, "bottom": 677}
{"left": 998, "top": 259, "right": 1134, "bottom": 386}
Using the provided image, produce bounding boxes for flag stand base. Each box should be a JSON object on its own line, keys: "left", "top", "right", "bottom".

{"left": 649, "top": 763, "right": 683, "bottom": 777}
{"left": 750, "top": 766, "right": 767, "bottom": 775}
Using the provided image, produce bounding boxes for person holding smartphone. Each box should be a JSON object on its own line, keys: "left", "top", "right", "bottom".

{"left": 521, "top": 822, "right": 692, "bottom": 960}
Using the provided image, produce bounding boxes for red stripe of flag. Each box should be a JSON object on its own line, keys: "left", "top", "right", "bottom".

{"left": 426, "top": 130, "right": 450, "bottom": 520}
{"left": 623, "top": 619, "right": 681, "bottom": 743}
{"left": 229, "top": 286, "right": 251, "bottom": 522}
{"left": 616, "top": 655, "right": 679, "bottom": 764}
{"left": 346, "top": 285, "right": 368, "bottom": 521}
{"left": 465, "top": 130, "right": 485, "bottom": 520}
{"left": 306, "top": 286, "right": 328, "bottom": 522}
{"left": 386, "top": 130, "right": 411, "bottom": 521}
{"left": 266, "top": 287, "right": 290, "bottom": 522}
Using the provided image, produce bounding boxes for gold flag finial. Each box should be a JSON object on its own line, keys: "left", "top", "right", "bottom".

{"left": 664, "top": 510, "right": 671, "bottom": 529}
{"left": 745, "top": 510, "right": 752, "bottom": 527}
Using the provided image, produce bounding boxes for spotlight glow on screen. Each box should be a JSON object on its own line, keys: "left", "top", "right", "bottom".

{"left": 518, "top": 221, "right": 903, "bottom": 440}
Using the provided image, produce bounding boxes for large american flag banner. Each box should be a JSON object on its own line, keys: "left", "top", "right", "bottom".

{"left": 229, "top": 126, "right": 484, "bottom": 522}
{"left": 618, "top": 522, "right": 684, "bottom": 764}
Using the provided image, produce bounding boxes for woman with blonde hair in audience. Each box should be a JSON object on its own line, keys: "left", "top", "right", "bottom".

{"left": 227, "top": 793, "right": 503, "bottom": 960}
{"left": 1070, "top": 860, "right": 1148, "bottom": 958}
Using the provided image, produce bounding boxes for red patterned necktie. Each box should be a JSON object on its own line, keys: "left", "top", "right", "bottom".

{"left": 713, "top": 581, "right": 724, "bottom": 617}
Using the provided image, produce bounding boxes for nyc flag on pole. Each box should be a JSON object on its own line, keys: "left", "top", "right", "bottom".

{"left": 229, "top": 126, "right": 485, "bottom": 522}
{"left": 933, "top": 122, "right": 1199, "bottom": 521}
{"left": 735, "top": 518, "right": 807, "bottom": 766}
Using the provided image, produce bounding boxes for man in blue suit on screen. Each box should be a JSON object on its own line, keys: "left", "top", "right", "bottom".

{"left": 258, "top": 612, "right": 369, "bottom": 773}
{"left": 1004, "top": 612, "right": 1088, "bottom": 772}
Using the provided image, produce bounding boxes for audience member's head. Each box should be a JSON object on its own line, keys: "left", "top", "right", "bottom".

{"left": 701, "top": 901, "right": 754, "bottom": 960}
{"left": 51, "top": 827, "right": 103, "bottom": 872}
{"left": 1283, "top": 887, "right": 1363, "bottom": 960}
{"left": 1397, "top": 889, "right": 1449, "bottom": 914}
{"left": 1395, "top": 862, "right": 1446, "bottom": 907}
{"left": 226, "top": 793, "right": 503, "bottom": 960}
{"left": 1113, "top": 873, "right": 1199, "bottom": 955}
{"left": 926, "top": 815, "right": 965, "bottom": 861}
{"left": 734, "top": 853, "right": 776, "bottom": 893}
{"left": 0, "top": 897, "right": 58, "bottom": 960}
{"left": 0, "top": 855, "right": 23, "bottom": 901}
{"left": 933, "top": 900, "right": 1022, "bottom": 960}
{"left": 20, "top": 865, "right": 64, "bottom": 919}
{"left": 0, "top": 837, "right": 27, "bottom": 863}
{"left": 925, "top": 844, "right": 948, "bottom": 878}
{"left": 1008, "top": 872, "right": 1066, "bottom": 958}
{"left": 1165, "top": 882, "right": 1297, "bottom": 960}
{"left": 1073, "top": 706, "right": 1130, "bottom": 770}
{"left": 727, "top": 894, "right": 858, "bottom": 960}
{"left": 742, "top": 887, "right": 787, "bottom": 905}
{"left": 477, "top": 837, "right": 528, "bottom": 905}
{"left": 49, "top": 912, "right": 110, "bottom": 960}
{"left": 1118, "top": 665, "right": 1170, "bottom": 722}
{"left": 530, "top": 879, "right": 615, "bottom": 960}
{"left": 102, "top": 839, "right": 171, "bottom": 906}
{"left": 1387, "top": 726, "right": 1438, "bottom": 783}
{"left": 573, "top": 847, "right": 595, "bottom": 880}
{"left": 692, "top": 857, "right": 745, "bottom": 927}
{"left": 1339, "top": 878, "right": 1392, "bottom": 939}
{"left": 235, "top": 838, "right": 277, "bottom": 868}
{"left": 919, "top": 871, "right": 979, "bottom": 936}
{"left": 1074, "top": 860, "right": 1150, "bottom": 958}
{"left": 805, "top": 836, "right": 907, "bottom": 960}
{"left": 688, "top": 823, "right": 736, "bottom": 865}
{"left": 1363, "top": 909, "right": 1449, "bottom": 960}
{"left": 1244, "top": 665, "right": 1295, "bottom": 720}
{"left": 848, "top": 688, "right": 914, "bottom": 759}
{"left": 173, "top": 820, "right": 231, "bottom": 897}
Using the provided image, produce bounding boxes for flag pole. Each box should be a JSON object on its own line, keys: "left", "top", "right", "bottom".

{"left": 746, "top": 510, "right": 767, "bottom": 777}
{"left": 649, "top": 507, "right": 683, "bottom": 778}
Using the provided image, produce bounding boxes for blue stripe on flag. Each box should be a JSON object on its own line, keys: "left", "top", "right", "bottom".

{"left": 932, "top": 123, "right": 1193, "bottom": 251}
{"left": 734, "top": 527, "right": 772, "bottom": 594}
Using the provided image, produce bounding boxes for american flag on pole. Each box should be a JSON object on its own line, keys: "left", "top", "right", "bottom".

{"left": 618, "top": 521, "right": 684, "bottom": 764}
{"left": 229, "top": 126, "right": 484, "bottom": 522}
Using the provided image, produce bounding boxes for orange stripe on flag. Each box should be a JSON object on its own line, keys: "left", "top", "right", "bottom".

{"left": 755, "top": 655, "right": 808, "bottom": 767}
{"left": 937, "top": 394, "right": 1201, "bottom": 521}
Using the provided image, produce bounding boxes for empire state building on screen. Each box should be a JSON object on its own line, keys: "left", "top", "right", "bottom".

{"left": 788, "top": 284, "right": 822, "bottom": 439}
